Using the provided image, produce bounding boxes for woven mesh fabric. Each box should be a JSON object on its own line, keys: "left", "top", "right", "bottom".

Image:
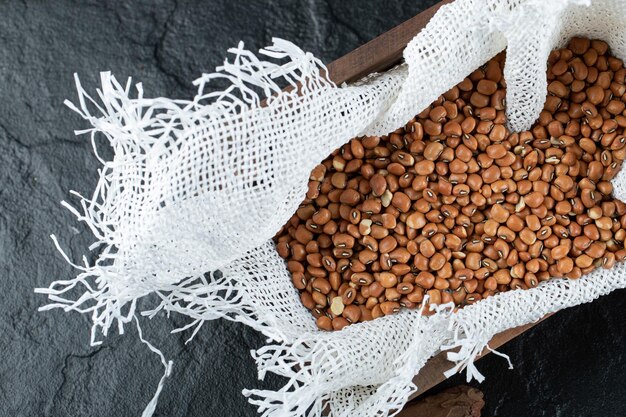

{"left": 38, "top": 1, "right": 626, "bottom": 416}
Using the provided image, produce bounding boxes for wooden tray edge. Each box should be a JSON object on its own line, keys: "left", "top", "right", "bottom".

{"left": 326, "top": 1, "right": 452, "bottom": 85}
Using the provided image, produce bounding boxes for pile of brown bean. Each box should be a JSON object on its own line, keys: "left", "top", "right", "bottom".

{"left": 275, "top": 37, "right": 626, "bottom": 331}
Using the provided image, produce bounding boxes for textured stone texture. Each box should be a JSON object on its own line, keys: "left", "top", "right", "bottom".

{"left": 0, "top": 1, "right": 623, "bottom": 416}
{"left": 398, "top": 386, "right": 484, "bottom": 417}
{"left": 436, "top": 289, "right": 626, "bottom": 417}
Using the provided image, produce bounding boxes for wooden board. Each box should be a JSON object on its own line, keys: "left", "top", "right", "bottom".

{"left": 326, "top": 0, "right": 453, "bottom": 85}
{"left": 322, "top": 0, "right": 553, "bottom": 401}
{"left": 408, "top": 314, "right": 553, "bottom": 400}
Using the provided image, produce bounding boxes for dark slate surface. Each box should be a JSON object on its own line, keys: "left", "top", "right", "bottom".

{"left": 0, "top": 1, "right": 623, "bottom": 416}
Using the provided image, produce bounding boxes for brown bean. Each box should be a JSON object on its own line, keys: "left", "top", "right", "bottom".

{"left": 486, "top": 144, "right": 507, "bottom": 159}
{"left": 548, "top": 80, "right": 568, "bottom": 97}
{"left": 557, "top": 257, "right": 574, "bottom": 274}
{"left": 379, "top": 272, "right": 398, "bottom": 289}
{"left": 379, "top": 236, "right": 398, "bottom": 254}
{"left": 340, "top": 189, "right": 361, "bottom": 205}
{"left": 524, "top": 191, "right": 545, "bottom": 208}
{"left": 415, "top": 271, "right": 435, "bottom": 289}
{"left": 429, "top": 253, "right": 446, "bottom": 270}
{"left": 294, "top": 225, "right": 313, "bottom": 244}
{"left": 415, "top": 160, "right": 435, "bottom": 175}
{"left": 316, "top": 315, "right": 333, "bottom": 330}
{"left": 494, "top": 269, "right": 511, "bottom": 285}
{"left": 351, "top": 272, "right": 374, "bottom": 286}
{"left": 370, "top": 174, "right": 387, "bottom": 197}
{"left": 332, "top": 233, "right": 354, "bottom": 249}
{"left": 397, "top": 282, "right": 414, "bottom": 295}
{"left": 490, "top": 204, "right": 510, "bottom": 223}
{"left": 575, "top": 254, "right": 594, "bottom": 268}
{"left": 391, "top": 192, "right": 411, "bottom": 212}
{"left": 341, "top": 287, "right": 357, "bottom": 305}
{"left": 312, "top": 208, "right": 331, "bottom": 226}
{"left": 595, "top": 217, "right": 613, "bottom": 230}
{"left": 406, "top": 212, "right": 427, "bottom": 229}
{"left": 424, "top": 142, "right": 445, "bottom": 161}
{"left": 342, "top": 305, "right": 362, "bottom": 323}
{"left": 587, "top": 161, "right": 604, "bottom": 181}
{"left": 419, "top": 239, "right": 436, "bottom": 257}
{"left": 332, "top": 317, "right": 349, "bottom": 330}
{"left": 312, "top": 275, "right": 331, "bottom": 294}
{"left": 291, "top": 271, "right": 307, "bottom": 290}
{"left": 379, "top": 301, "right": 400, "bottom": 315}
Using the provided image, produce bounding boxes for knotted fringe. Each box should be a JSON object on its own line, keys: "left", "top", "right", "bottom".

{"left": 135, "top": 317, "right": 174, "bottom": 417}
{"left": 35, "top": 39, "right": 336, "bottom": 343}
{"left": 34, "top": 39, "right": 346, "bottom": 414}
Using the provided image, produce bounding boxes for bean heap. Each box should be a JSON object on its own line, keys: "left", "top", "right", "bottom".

{"left": 275, "top": 38, "right": 626, "bottom": 331}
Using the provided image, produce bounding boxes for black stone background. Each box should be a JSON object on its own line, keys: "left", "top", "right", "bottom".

{"left": 0, "top": 1, "right": 624, "bottom": 416}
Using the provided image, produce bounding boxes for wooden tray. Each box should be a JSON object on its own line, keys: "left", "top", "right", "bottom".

{"left": 323, "top": 0, "right": 551, "bottom": 400}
